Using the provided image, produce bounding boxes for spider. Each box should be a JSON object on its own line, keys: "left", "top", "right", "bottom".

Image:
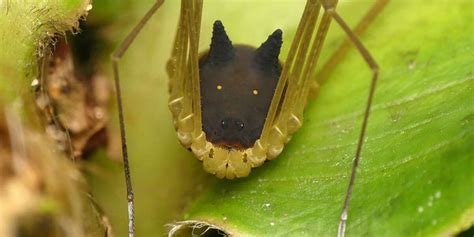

{"left": 111, "top": 0, "right": 389, "bottom": 236}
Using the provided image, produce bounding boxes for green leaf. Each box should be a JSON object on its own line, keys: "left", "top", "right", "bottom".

{"left": 85, "top": 0, "right": 473, "bottom": 236}
{"left": 178, "top": 0, "right": 474, "bottom": 236}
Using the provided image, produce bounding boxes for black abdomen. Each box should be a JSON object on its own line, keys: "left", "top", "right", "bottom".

{"left": 199, "top": 21, "right": 282, "bottom": 149}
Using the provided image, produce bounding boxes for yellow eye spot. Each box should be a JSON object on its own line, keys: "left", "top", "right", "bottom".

{"left": 217, "top": 85, "right": 222, "bottom": 90}
{"left": 253, "top": 89, "right": 259, "bottom": 95}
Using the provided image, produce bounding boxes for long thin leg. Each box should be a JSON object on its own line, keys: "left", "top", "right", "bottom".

{"left": 111, "top": 1, "right": 165, "bottom": 236}
{"left": 316, "top": 0, "right": 389, "bottom": 85}
{"left": 322, "top": 3, "right": 380, "bottom": 237}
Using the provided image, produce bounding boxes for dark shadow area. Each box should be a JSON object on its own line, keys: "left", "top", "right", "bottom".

{"left": 457, "top": 225, "right": 474, "bottom": 237}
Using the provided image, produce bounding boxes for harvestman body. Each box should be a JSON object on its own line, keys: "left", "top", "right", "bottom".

{"left": 111, "top": 0, "right": 388, "bottom": 236}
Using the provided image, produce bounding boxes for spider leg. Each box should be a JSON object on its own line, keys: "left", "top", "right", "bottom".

{"left": 320, "top": 1, "right": 380, "bottom": 236}
{"left": 111, "top": 1, "right": 165, "bottom": 236}
{"left": 313, "top": 0, "right": 389, "bottom": 90}
{"left": 257, "top": 0, "right": 383, "bottom": 235}
{"left": 257, "top": 0, "right": 332, "bottom": 160}
{"left": 166, "top": 0, "right": 206, "bottom": 155}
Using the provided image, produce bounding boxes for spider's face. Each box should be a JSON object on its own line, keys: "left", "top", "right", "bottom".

{"left": 199, "top": 21, "right": 282, "bottom": 149}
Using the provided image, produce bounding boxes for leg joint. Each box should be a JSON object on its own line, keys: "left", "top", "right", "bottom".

{"left": 111, "top": 54, "right": 120, "bottom": 63}
{"left": 320, "top": 0, "right": 338, "bottom": 10}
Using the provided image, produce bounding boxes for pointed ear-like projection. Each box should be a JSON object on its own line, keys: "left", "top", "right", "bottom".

{"left": 254, "top": 29, "right": 283, "bottom": 73}
{"left": 208, "top": 20, "right": 234, "bottom": 66}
